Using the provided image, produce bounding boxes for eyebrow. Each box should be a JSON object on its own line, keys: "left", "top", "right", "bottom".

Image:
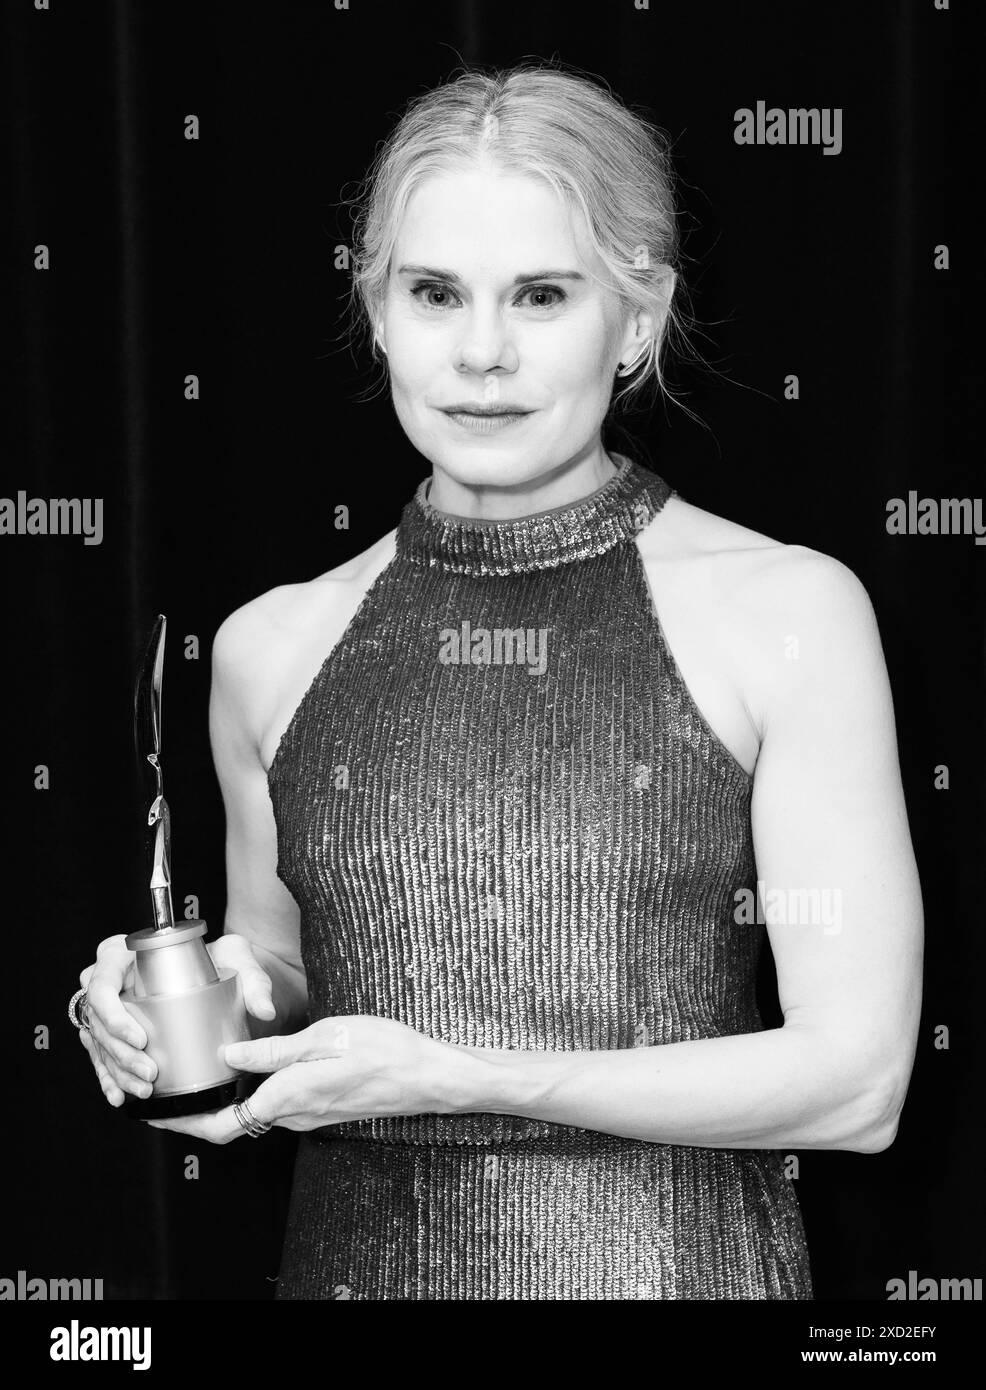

{"left": 396, "top": 264, "right": 586, "bottom": 286}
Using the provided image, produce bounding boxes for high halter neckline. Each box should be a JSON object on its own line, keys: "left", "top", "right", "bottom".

{"left": 396, "top": 452, "right": 673, "bottom": 575}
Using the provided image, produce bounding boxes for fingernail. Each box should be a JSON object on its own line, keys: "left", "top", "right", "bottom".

{"left": 225, "top": 1043, "right": 246, "bottom": 1064}
{"left": 135, "top": 1063, "right": 154, "bottom": 1081}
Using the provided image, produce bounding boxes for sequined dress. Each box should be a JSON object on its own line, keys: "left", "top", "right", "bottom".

{"left": 266, "top": 453, "right": 813, "bottom": 1300}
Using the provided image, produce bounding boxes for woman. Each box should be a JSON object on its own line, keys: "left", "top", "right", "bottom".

{"left": 75, "top": 62, "right": 923, "bottom": 1300}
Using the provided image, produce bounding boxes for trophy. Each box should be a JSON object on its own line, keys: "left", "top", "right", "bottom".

{"left": 121, "top": 614, "right": 251, "bottom": 1119}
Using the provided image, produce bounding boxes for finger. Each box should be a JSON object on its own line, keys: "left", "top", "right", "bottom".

{"left": 86, "top": 1011, "right": 157, "bottom": 1083}
{"left": 239, "top": 1073, "right": 287, "bottom": 1128}
{"left": 80, "top": 1028, "right": 125, "bottom": 1107}
{"left": 87, "top": 960, "right": 146, "bottom": 1050}
{"left": 94, "top": 1045, "right": 155, "bottom": 1101}
{"left": 96, "top": 933, "right": 132, "bottom": 959}
{"left": 223, "top": 1030, "right": 311, "bottom": 1073}
{"left": 85, "top": 1016, "right": 155, "bottom": 1099}
{"left": 210, "top": 936, "right": 275, "bottom": 1021}
{"left": 236, "top": 961, "right": 276, "bottom": 1021}
{"left": 78, "top": 945, "right": 131, "bottom": 1000}
{"left": 145, "top": 1106, "right": 242, "bottom": 1144}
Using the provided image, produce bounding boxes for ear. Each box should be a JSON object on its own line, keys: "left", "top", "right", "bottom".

{"left": 618, "top": 268, "right": 676, "bottom": 363}
{"left": 618, "top": 306, "right": 657, "bottom": 368}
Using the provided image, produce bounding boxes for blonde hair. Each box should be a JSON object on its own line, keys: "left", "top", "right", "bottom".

{"left": 343, "top": 59, "right": 691, "bottom": 418}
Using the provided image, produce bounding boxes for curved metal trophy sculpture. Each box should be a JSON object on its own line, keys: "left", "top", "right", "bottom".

{"left": 121, "top": 614, "right": 251, "bottom": 1118}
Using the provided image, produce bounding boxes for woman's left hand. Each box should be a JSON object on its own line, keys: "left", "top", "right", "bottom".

{"left": 144, "top": 1015, "right": 463, "bottom": 1144}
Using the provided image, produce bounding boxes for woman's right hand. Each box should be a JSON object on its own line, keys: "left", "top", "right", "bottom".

{"left": 78, "top": 931, "right": 277, "bottom": 1107}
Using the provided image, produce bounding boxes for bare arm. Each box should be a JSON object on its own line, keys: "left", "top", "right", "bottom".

{"left": 210, "top": 600, "right": 310, "bottom": 1038}
{"left": 446, "top": 551, "right": 924, "bottom": 1152}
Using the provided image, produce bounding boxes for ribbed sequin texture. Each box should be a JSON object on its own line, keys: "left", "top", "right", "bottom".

{"left": 267, "top": 455, "right": 813, "bottom": 1300}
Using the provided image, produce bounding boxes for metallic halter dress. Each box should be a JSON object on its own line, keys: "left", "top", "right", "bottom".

{"left": 266, "top": 453, "right": 813, "bottom": 1300}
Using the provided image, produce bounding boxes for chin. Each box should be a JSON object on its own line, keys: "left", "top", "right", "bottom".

{"left": 429, "top": 448, "right": 556, "bottom": 491}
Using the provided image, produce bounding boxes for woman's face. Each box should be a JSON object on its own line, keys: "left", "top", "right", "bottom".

{"left": 378, "top": 162, "right": 646, "bottom": 494}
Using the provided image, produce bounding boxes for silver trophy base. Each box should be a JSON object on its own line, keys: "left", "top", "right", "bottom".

{"left": 120, "top": 922, "right": 252, "bottom": 1118}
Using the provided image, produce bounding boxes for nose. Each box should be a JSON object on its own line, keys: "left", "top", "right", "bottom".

{"left": 454, "top": 298, "right": 519, "bottom": 375}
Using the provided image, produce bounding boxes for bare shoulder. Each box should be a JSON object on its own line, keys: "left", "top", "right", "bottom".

{"left": 214, "top": 530, "right": 395, "bottom": 657}
{"left": 643, "top": 492, "right": 876, "bottom": 617}
{"left": 637, "top": 492, "right": 883, "bottom": 727}
{"left": 210, "top": 528, "right": 398, "bottom": 738}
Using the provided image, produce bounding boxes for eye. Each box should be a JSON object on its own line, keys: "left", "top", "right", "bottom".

{"left": 410, "top": 281, "right": 462, "bottom": 312}
{"left": 521, "top": 286, "right": 566, "bottom": 310}
{"left": 408, "top": 281, "right": 567, "bottom": 312}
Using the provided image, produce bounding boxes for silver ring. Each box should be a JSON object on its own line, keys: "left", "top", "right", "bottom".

{"left": 233, "top": 1098, "right": 272, "bottom": 1138}
{"left": 68, "top": 988, "right": 91, "bottom": 1031}
{"left": 241, "top": 1098, "right": 273, "bottom": 1134}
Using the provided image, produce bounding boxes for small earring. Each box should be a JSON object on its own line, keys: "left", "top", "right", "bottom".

{"left": 616, "top": 342, "right": 651, "bottom": 378}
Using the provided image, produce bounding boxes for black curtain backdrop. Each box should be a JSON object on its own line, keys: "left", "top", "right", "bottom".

{"left": 3, "top": 0, "right": 982, "bottom": 1305}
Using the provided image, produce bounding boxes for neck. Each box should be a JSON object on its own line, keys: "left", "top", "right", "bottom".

{"left": 398, "top": 452, "right": 671, "bottom": 577}
{"left": 424, "top": 443, "right": 620, "bottom": 520}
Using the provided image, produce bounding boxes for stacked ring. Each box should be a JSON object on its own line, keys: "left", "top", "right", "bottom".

{"left": 68, "top": 988, "right": 91, "bottom": 1031}
{"left": 233, "top": 1098, "right": 273, "bottom": 1137}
